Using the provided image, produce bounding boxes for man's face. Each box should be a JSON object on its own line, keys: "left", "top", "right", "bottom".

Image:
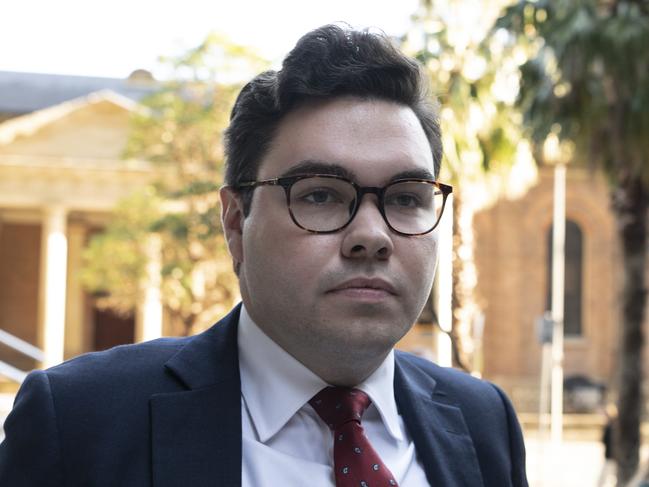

{"left": 223, "top": 96, "right": 439, "bottom": 371}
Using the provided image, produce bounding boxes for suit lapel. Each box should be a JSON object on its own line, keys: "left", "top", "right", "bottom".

{"left": 150, "top": 306, "right": 243, "bottom": 487}
{"left": 394, "top": 355, "right": 484, "bottom": 487}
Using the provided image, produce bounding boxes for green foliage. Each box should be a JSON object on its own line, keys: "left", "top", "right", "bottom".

{"left": 82, "top": 35, "right": 268, "bottom": 334}
{"left": 80, "top": 189, "right": 161, "bottom": 316}
{"left": 403, "top": 0, "right": 534, "bottom": 372}
{"left": 497, "top": 0, "right": 649, "bottom": 185}
{"left": 405, "top": 0, "right": 529, "bottom": 198}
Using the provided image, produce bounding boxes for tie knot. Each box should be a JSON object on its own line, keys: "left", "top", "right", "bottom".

{"left": 309, "top": 387, "right": 371, "bottom": 430}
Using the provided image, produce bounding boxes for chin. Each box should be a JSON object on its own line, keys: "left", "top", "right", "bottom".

{"left": 341, "top": 321, "right": 410, "bottom": 349}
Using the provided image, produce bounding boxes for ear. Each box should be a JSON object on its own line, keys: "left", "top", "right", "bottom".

{"left": 220, "top": 186, "right": 245, "bottom": 265}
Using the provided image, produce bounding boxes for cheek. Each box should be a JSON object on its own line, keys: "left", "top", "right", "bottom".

{"left": 244, "top": 219, "right": 338, "bottom": 290}
{"left": 281, "top": 236, "right": 340, "bottom": 284}
{"left": 400, "top": 238, "right": 438, "bottom": 294}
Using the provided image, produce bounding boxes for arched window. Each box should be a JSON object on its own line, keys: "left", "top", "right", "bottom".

{"left": 546, "top": 220, "right": 584, "bottom": 336}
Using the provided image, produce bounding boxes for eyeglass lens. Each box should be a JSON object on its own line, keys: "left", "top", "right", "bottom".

{"left": 288, "top": 177, "right": 444, "bottom": 234}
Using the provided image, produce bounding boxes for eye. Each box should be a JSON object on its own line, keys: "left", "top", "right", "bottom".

{"left": 386, "top": 192, "right": 422, "bottom": 208}
{"left": 298, "top": 188, "right": 344, "bottom": 205}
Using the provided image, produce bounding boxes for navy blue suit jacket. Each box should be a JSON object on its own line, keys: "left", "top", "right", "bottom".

{"left": 0, "top": 305, "right": 528, "bottom": 486}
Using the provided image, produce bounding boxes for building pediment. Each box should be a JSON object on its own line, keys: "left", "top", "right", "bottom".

{"left": 0, "top": 90, "right": 140, "bottom": 162}
{"left": 0, "top": 91, "right": 156, "bottom": 211}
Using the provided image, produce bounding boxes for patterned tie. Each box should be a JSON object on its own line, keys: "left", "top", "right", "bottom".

{"left": 309, "top": 386, "right": 399, "bottom": 487}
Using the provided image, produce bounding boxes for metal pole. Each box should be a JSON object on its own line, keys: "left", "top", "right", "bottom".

{"left": 539, "top": 344, "right": 552, "bottom": 430}
{"left": 436, "top": 194, "right": 453, "bottom": 367}
{"left": 550, "top": 163, "right": 566, "bottom": 445}
{"left": 538, "top": 325, "right": 552, "bottom": 486}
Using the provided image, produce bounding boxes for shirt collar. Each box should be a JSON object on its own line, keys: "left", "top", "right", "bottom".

{"left": 237, "top": 304, "right": 404, "bottom": 442}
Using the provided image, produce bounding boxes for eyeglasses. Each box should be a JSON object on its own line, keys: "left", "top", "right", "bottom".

{"left": 233, "top": 174, "right": 452, "bottom": 236}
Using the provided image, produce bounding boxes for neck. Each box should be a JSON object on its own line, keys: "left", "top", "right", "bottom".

{"left": 240, "top": 301, "right": 395, "bottom": 387}
{"left": 279, "top": 339, "right": 391, "bottom": 387}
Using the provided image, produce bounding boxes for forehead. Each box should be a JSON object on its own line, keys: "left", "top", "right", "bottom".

{"left": 258, "top": 97, "right": 435, "bottom": 184}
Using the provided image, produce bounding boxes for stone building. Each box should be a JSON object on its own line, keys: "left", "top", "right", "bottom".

{"left": 475, "top": 166, "right": 620, "bottom": 411}
{"left": 0, "top": 71, "right": 158, "bottom": 383}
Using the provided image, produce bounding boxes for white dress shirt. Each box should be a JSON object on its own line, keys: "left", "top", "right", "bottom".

{"left": 238, "top": 305, "right": 430, "bottom": 486}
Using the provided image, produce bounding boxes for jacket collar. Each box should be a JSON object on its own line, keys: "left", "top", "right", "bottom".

{"left": 150, "top": 305, "right": 243, "bottom": 487}
{"left": 395, "top": 352, "right": 484, "bottom": 486}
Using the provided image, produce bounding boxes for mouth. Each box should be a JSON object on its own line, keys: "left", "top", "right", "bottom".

{"left": 327, "top": 277, "right": 398, "bottom": 298}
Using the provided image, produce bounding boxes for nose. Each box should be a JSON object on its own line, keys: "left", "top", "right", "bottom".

{"left": 340, "top": 196, "right": 394, "bottom": 260}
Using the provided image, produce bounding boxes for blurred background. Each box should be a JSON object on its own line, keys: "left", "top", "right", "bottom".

{"left": 1, "top": 0, "right": 648, "bottom": 485}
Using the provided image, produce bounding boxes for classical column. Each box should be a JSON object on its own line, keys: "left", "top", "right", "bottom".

{"left": 136, "top": 233, "right": 163, "bottom": 342}
{"left": 41, "top": 205, "right": 68, "bottom": 368}
{"left": 64, "top": 223, "right": 87, "bottom": 359}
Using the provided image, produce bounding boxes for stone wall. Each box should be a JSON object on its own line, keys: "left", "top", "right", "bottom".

{"left": 474, "top": 166, "right": 621, "bottom": 411}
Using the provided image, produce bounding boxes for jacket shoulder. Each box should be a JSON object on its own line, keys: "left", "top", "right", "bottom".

{"left": 46, "top": 336, "right": 191, "bottom": 387}
{"left": 395, "top": 350, "right": 528, "bottom": 486}
{"left": 395, "top": 350, "right": 519, "bottom": 439}
{"left": 395, "top": 350, "right": 499, "bottom": 398}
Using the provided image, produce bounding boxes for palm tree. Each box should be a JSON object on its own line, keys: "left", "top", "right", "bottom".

{"left": 496, "top": 1, "right": 649, "bottom": 483}
{"left": 405, "top": 0, "right": 534, "bottom": 372}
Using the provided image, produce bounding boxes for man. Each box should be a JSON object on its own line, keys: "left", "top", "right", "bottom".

{"left": 0, "top": 24, "right": 528, "bottom": 486}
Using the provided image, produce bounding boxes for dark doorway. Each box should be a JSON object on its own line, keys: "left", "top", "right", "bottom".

{"left": 92, "top": 307, "right": 135, "bottom": 351}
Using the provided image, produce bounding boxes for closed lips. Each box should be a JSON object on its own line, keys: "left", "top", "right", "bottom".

{"left": 328, "top": 278, "right": 397, "bottom": 295}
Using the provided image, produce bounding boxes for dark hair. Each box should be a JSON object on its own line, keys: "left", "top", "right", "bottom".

{"left": 224, "top": 24, "right": 442, "bottom": 213}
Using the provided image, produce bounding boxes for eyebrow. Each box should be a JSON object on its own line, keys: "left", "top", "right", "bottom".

{"left": 390, "top": 168, "right": 435, "bottom": 181}
{"left": 279, "top": 160, "right": 436, "bottom": 183}
{"left": 279, "top": 160, "right": 356, "bottom": 180}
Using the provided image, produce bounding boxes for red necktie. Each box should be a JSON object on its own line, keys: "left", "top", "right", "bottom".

{"left": 309, "top": 386, "right": 399, "bottom": 487}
